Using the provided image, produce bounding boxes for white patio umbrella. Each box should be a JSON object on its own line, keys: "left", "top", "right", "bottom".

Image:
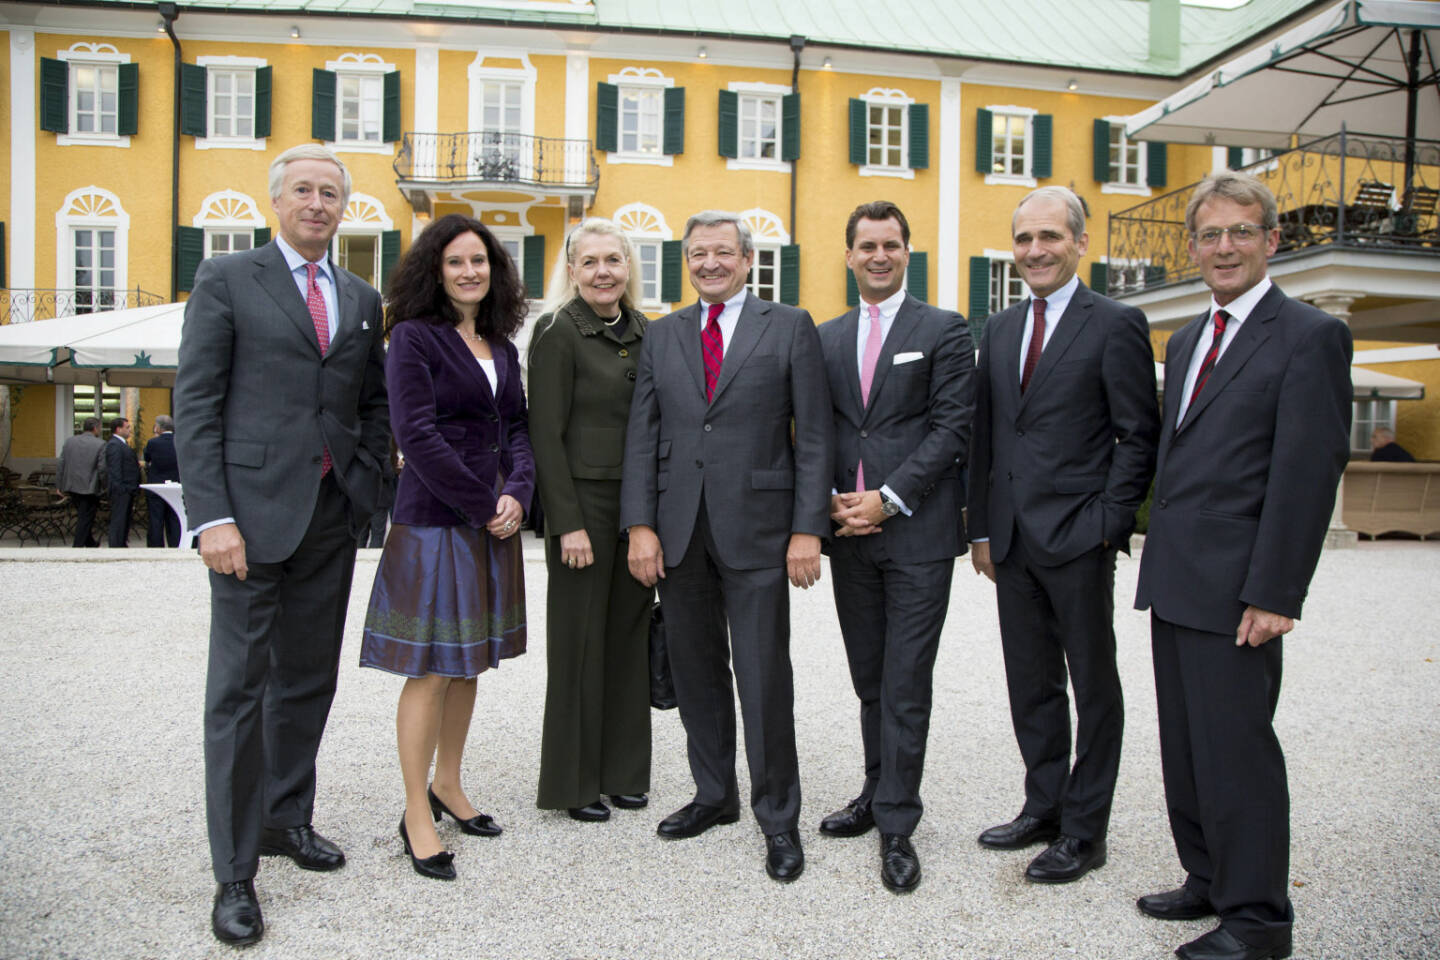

{"left": 0, "top": 301, "right": 183, "bottom": 387}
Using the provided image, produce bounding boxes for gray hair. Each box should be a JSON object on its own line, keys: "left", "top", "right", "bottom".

{"left": 682, "top": 211, "right": 754, "bottom": 258}
{"left": 1013, "top": 186, "right": 1087, "bottom": 240}
{"left": 155, "top": 414, "right": 174, "bottom": 432}
{"left": 1185, "top": 171, "right": 1278, "bottom": 233}
{"left": 81, "top": 417, "right": 100, "bottom": 434}
{"left": 541, "top": 218, "right": 643, "bottom": 315}
{"left": 267, "top": 144, "right": 351, "bottom": 206}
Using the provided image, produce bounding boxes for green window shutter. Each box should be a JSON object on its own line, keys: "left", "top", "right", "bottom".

{"left": 1089, "top": 260, "right": 1108, "bottom": 296}
{"left": 717, "top": 90, "right": 738, "bottom": 159}
{"left": 660, "top": 240, "right": 683, "bottom": 303}
{"left": 179, "top": 63, "right": 207, "bottom": 138}
{"left": 975, "top": 108, "right": 993, "bottom": 174}
{"left": 968, "top": 256, "right": 991, "bottom": 344}
{"left": 1093, "top": 118, "right": 1111, "bottom": 182}
{"left": 176, "top": 226, "right": 205, "bottom": 293}
{"left": 779, "top": 245, "right": 800, "bottom": 306}
{"left": 41, "top": 58, "right": 69, "bottom": 133}
{"left": 845, "top": 268, "right": 859, "bottom": 307}
{"left": 382, "top": 71, "right": 401, "bottom": 142}
{"left": 906, "top": 251, "right": 928, "bottom": 302}
{"left": 1227, "top": 146, "right": 1244, "bottom": 170}
{"left": 254, "top": 66, "right": 272, "bottom": 138}
{"left": 312, "top": 68, "right": 336, "bottom": 141}
{"left": 848, "top": 98, "right": 867, "bottom": 165}
{"left": 380, "top": 230, "right": 401, "bottom": 289}
{"left": 117, "top": 62, "right": 139, "bottom": 137}
{"left": 1032, "top": 114, "right": 1053, "bottom": 179}
{"left": 781, "top": 92, "right": 800, "bottom": 162}
{"left": 595, "top": 82, "right": 618, "bottom": 153}
{"left": 1147, "top": 141, "right": 1168, "bottom": 187}
{"left": 253, "top": 226, "right": 271, "bottom": 246}
{"left": 907, "top": 102, "right": 929, "bottom": 170}
{"left": 523, "top": 234, "right": 546, "bottom": 299}
{"left": 663, "top": 86, "right": 685, "bottom": 155}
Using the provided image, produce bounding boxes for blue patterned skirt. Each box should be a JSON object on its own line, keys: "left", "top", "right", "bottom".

{"left": 360, "top": 523, "right": 527, "bottom": 678}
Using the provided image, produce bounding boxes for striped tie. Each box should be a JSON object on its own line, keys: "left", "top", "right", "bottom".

{"left": 305, "top": 262, "right": 333, "bottom": 477}
{"left": 702, "top": 302, "right": 724, "bottom": 402}
{"left": 1187, "top": 309, "right": 1229, "bottom": 412}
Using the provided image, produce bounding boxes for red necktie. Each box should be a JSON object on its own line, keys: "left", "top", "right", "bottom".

{"left": 1020, "top": 297, "right": 1046, "bottom": 393}
{"left": 1187, "top": 309, "right": 1229, "bottom": 412}
{"left": 305, "top": 262, "right": 333, "bottom": 476}
{"left": 702, "top": 302, "right": 724, "bottom": 403}
{"left": 856, "top": 303, "right": 883, "bottom": 491}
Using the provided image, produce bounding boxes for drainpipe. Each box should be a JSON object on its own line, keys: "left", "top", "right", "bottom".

{"left": 159, "top": 2, "right": 181, "bottom": 302}
{"left": 788, "top": 35, "right": 805, "bottom": 240}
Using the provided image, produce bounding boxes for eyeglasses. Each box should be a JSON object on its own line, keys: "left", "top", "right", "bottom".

{"left": 1193, "top": 223, "right": 1268, "bottom": 247}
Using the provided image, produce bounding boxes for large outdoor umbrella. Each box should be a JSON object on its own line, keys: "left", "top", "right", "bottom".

{"left": 0, "top": 301, "right": 183, "bottom": 386}
{"left": 1125, "top": 0, "right": 1439, "bottom": 194}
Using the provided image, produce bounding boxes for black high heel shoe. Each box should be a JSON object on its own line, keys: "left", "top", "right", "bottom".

{"left": 428, "top": 786, "right": 503, "bottom": 837}
{"left": 399, "top": 815, "right": 456, "bottom": 881}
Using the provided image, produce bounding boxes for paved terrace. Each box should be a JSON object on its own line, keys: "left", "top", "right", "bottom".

{"left": 0, "top": 539, "right": 1435, "bottom": 959}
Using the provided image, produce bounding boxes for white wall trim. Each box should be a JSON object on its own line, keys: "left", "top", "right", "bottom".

{"left": 937, "top": 78, "right": 959, "bottom": 311}
{"left": 1353, "top": 345, "right": 1440, "bottom": 364}
{"left": 10, "top": 29, "right": 37, "bottom": 289}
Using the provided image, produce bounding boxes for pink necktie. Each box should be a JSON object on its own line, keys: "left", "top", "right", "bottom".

{"left": 305, "top": 262, "right": 333, "bottom": 477}
{"left": 702, "top": 302, "right": 724, "bottom": 402}
{"left": 1021, "top": 297, "right": 1046, "bottom": 393}
{"left": 856, "top": 303, "right": 883, "bottom": 490}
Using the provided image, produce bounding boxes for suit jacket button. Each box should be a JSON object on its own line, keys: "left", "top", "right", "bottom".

{"left": 312, "top": 455, "right": 322, "bottom": 464}
{"left": 619, "top": 348, "right": 629, "bottom": 357}
{"left": 489, "top": 414, "right": 499, "bottom": 422}
{"left": 703, "top": 424, "right": 712, "bottom": 432}
{"left": 860, "top": 429, "right": 869, "bottom": 439}
{"left": 489, "top": 443, "right": 499, "bottom": 453}
{"left": 1016, "top": 429, "right": 1025, "bottom": 437}
{"left": 695, "top": 459, "right": 703, "bottom": 468}
{"left": 1158, "top": 499, "right": 1168, "bottom": 508}
{"left": 626, "top": 371, "right": 636, "bottom": 381}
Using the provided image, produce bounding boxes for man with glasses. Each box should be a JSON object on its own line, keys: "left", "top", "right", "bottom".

{"left": 1135, "top": 171, "right": 1352, "bottom": 960}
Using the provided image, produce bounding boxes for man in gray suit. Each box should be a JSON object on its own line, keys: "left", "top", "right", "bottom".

{"left": 175, "top": 144, "right": 389, "bottom": 946}
{"left": 56, "top": 416, "right": 106, "bottom": 547}
{"left": 816, "top": 201, "right": 974, "bottom": 893}
{"left": 967, "top": 186, "right": 1159, "bottom": 884}
{"left": 621, "top": 210, "right": 832, "bottom": 883}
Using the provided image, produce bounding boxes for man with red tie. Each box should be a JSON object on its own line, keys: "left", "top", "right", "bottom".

{"left": 621, "top": 211, "right": 833, "bottom": 883}
{"left": 967, "top": 186, "right": 1159, "bottom": 884}
{"left": 1135, "top": 171, "right": 1352, "bottom": 960}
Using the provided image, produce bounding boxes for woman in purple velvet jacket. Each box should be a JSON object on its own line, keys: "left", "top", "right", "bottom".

{"left": 359, "top": 213, "right": 533, "bottom": 881}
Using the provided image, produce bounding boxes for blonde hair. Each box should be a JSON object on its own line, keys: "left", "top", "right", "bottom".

{"left": 541, "top": 218, "right": 643, "bottom": 315}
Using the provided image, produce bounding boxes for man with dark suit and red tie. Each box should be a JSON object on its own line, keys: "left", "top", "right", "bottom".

{"left": 967, "top": 186, "right": 1159, "bottom": 884}
{"left": 175, "top": 144, "right": 389, "bottom": 946}
{"left": 816, "top": 201, "right": 974, "bottom": 893}
{"left": 621, "top": 210, "right": 832, "bottom": 884}
{"left": 1134, "top": 171, "right": 1352, "bottom": 960}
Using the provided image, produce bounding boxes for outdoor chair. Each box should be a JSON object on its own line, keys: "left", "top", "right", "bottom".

{"left": 1345, "top": 180, "right": 1397, "bottom": 237}
{"left": 1394, "top": 185, "right": 1438, "bottom": 241}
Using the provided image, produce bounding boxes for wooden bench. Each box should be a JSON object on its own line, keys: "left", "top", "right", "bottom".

{"left": 1343, "top": 461, "right": 1440, "bottom": 539}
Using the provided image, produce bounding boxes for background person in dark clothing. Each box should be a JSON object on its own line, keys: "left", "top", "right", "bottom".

{"left": 106, "top": 416, "right": 141, "bottom": 547}
{"left": 144, "top": 414, "right": 182, "bottom": 546}
{"left": 1370, "top": 426, "right": 1415, "bottom": 462}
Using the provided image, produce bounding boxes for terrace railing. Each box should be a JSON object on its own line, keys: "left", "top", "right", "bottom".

{"left": 394, "top": 131, "right": 599, "bottom": 192}
{"left": 1, "top": 287, "right": 168, "bottom": 325}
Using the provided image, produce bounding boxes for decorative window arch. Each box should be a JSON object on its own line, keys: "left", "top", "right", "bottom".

{"left": 191, "top": 189, "right": 266, "bottom": 259}
{"left": 738, "top": 208, "right": 796, "bottom": 304}
{"left": 615, "top": 202, "right": 675, "bottom": 309}
{"left": 55, "top": 186, "right": 129, "bottom": 313}
{"left": 334, "top": 192, "right": 398, "bottom": 290}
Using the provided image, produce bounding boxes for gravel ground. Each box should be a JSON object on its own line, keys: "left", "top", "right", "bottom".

{"left": 0, "top": 538, "right": 1436, "bottom": 960}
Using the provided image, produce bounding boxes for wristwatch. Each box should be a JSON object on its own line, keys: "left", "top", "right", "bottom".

{"left": 879, "top": 491, "right": 900, "bottom": 517}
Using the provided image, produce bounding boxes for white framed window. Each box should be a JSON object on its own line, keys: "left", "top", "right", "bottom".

{"left": 740, "top": 209, "right": 789, "bottom": 301}
{"left": 634, "top": 242, "right": 662, "bottom": 306}
{"left": 859, "top": 88, "right": 914, "bottom": 180}
{"left": 206, "top": 230, "right": 254, "bottom": 259}
{"left": 333, "top": 193, "right": 394, "bottom": 288}
{"left": 986, "top": 106, "right": 1037, "bottom": 186}
{"left": 469, "top": 53, "right": 537, "bottom": 180}
{"left": 615, "top": 202, "right": 674, "bottom": 311}
{"left": 56, "top": 44, "right": 131, "bottom": 148}
{"left": 620, "top": 88, "right": 661, "bottom": 155}
{"left": 1352, "top": 399, "right": 1397, "bottom": 454}
{"left": 196, "top": 56, "right": 267, "bottom": 151}
{"left": 324, "top": 54, "right": 395, "bottom": 155}
{"left": 194, "top": 190, "right": 266, "bottom": 258}
{"left": 55, "top": 187, "right": 129, "bottom": 316}
{"left": 726, "top": 82, "right": 791, "bottom": 174}
{"left": 1103, "top": 117, "right": 1151, "bottom": 196}
{"left": 986, "top": 252, "right": 1026, "bottom": 315}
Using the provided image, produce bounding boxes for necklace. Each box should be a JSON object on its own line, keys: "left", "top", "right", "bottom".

{"left": 601, "top": 314, "right": 623, "bottom": 327}
{"left": 456, "top": 328, "right": 484, "bottom": 342}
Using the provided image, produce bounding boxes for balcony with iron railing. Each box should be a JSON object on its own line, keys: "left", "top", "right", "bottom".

{"left": 1105, "top": 131, "right": 1440, "bottom": 298}
{"left": 394, "top": 131, "right": 599, "bottom": 209}
{"left": 1, "top": 288, "right": 168, "bottom": 325}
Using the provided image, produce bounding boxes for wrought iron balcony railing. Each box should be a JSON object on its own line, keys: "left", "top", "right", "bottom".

{"left": 1106, "top": 131, "right": 1440, "bottom": 296}
{"left": 394, "top": 131, "right": 599, "bottom": 191}
{"left": 1, "top": 288, "right": 168, "bottom": 325}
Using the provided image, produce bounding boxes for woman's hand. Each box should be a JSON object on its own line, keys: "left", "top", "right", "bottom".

{"left": 486, "top": 494, "right": 523, "bottom": 539}
{"left": 559, "top": 529, "right": 594, "bottom": 570}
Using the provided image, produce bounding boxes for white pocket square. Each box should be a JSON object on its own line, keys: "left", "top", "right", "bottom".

{"left": 893, "top": 352, "right": 924, "bottom": 365}
{"left": 362, "top": 320, "right": 370, "bottom": 330}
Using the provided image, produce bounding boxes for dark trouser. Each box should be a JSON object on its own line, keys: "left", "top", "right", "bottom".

{"left": 536, "top": 484, "right": 653, "bottom": 809}
{"left": 829, "top": 535, "right": 953, "bottom": 836}
{"left": 994, "top": 532, "right": 1122, "bottom": 842}
{"left": 146, "top": 491, "right": 181, "bottom": 547}
{"left": 204, "top": 474, "right": 357, "bottom": 883}
{"left": 359, "top": 508, "right": 388, "bottom": 548}
{"left": 1151, "top": 613, "right": 1292, "bottom": 949}
{"left": 657, "top": 500, "right": 800, "bottom": 835}
{"left": 107, "top": 487, "right": 135, "bottom": 547}
{"left": 70, "top": 493, "right": 100, "bottom": 547}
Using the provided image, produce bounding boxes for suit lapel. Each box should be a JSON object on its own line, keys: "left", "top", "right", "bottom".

{"left": 1160, "top": 317, "right": 1201, "bottom": 438}
{"left": 1178, "top": 287, "right": 1280, "bottom": 433}
{"left": 997, "top": 302, "right": 1026, "bottom": 413}
{"left": 676, "top": 302, "right": 708, "bottom": 400}
{"left": 711, "top": 296, "right": 769, "bottom": 404}
{"left": 1019, "top": 285, "right": 1092, "bottom": 409}
{"left": 442, "top": 325, "right": 497, "bottom": 404}
{"left": 326, "top": 261, "right": 361, "bottom": 354}
{"left": 832, "top": 308, "right": 864, "bottom": 417}
{"left": 252, "top": 243, "right": 326, "bottom": 357}
{"left": 862, "top": 295, "right": 920, "bottom": 424}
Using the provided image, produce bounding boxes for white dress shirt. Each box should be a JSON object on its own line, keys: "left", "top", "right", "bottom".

{"left": 1017, "top": 273, "right": 1079, "bottom": 382}
{"left": 697, "top": 287, "right": 748, "bottom": 357}
{"left": 1175, "top": 276, "right": 1271, "bottom": 424}
{"left": 275, "top": 234, "right": 338, "bottom": 342}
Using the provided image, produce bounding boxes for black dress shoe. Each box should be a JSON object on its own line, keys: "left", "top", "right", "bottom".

{"left": 609, "top": 793, "right": 649, "bottom": 809}
{"left": 211, "top": 879, "right": 263, "bottom": 946}
{"left": 977, "top": 813, "right": 1061, "bottom": 850}
{"left": 258, "top": 825, "right": 345, "bottom": 871}
{"left": 428, "top": 786, "right": 502, "bottom": 836}
{"left": 1138, "top": 886, "right": 1217, "bottom": 921}
{"left": 399, "top": 816, "right": 456, "bottom": 881}
{"left": 568, "top": 800, "right": 612, "bottom": 822}
{"left": 880, "top": 833, "right": 921, "bottom": 893}
{"left": 1176, "top": 925, "right": 1292, "bottom": 960}
{"left": 765, "top": 829, "right": 805, "bottom": 882}
{"left": 819, "top": 797, "right": 874, "bottom": 838}
{"left": 656, "top": 801, "right": 740, "bottom": 839}
{"left": 1025, "top": 835, "right": 1107, "bottom": 883}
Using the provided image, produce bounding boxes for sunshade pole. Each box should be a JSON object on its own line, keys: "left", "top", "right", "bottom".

{"left": 1403, "top": 28, "right": 1420, "bottom": 204}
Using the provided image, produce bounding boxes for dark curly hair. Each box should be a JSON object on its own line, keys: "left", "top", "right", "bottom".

{"left": 383, "top": 213, "right": 528, "bottom": 339}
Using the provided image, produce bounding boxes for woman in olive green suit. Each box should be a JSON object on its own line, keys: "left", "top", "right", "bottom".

{"left": 528, "top": 219, "right": 653, "bottom": 821}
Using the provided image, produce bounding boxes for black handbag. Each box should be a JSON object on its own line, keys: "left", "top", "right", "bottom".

{"left": 648, "top": 601, "right": 677, "bottom": 710}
